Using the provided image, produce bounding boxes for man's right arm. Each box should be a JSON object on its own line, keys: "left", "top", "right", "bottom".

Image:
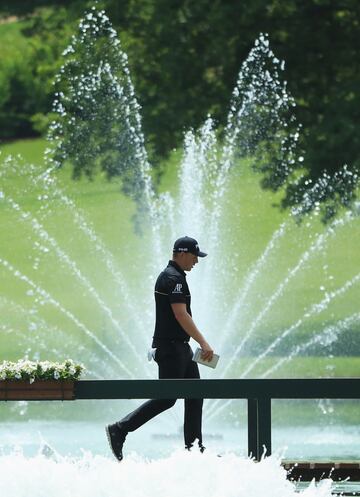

{"left": 171, "top": 303, "right": 214, "bottom": 361}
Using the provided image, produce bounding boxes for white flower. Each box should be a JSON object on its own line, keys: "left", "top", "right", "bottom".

{"left": 0, "top": 358, "right": 84, "bottom": 381}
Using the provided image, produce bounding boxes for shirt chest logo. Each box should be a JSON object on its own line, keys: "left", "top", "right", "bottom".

{"left": 172, "top": 283, "right": 183, "bottom": 293}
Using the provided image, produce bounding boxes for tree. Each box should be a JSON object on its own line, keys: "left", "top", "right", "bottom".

{"left": 102, "top": 0, "right": 360, "bottom": 221}
{"left": 1, "top": 0, "right": 359, "bottom": 221}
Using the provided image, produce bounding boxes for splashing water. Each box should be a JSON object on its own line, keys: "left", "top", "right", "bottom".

{"left": 0, "top": 451, "right": 333, "bottom": 497}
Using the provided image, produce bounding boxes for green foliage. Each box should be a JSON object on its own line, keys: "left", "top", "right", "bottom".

{"left": 224, "top": 33, "right": 301, "bottom": 193}
{"left": 105, "top": 0, "right": 256, "bottom": 158}
{"left": 0, "top": 3, "right": 87, "bottom": 138}
{"left": 284, "top": 165, "right": 359, "bottom": 224}
{"left": 48, "top": 6, "right": 152, "bottom": 210}
{"left": 0, "top": 21, "right": 33, "bottom": 137}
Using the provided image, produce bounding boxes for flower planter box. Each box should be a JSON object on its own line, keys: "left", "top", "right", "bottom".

{"left": 0, "top": 380, "right": 75, "bottom": 400}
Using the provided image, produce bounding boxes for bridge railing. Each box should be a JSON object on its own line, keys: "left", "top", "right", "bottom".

{"left": 2, "top": 378, "right": 360, "bottom": 461}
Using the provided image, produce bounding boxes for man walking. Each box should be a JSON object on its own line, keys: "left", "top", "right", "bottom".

{"left": 106, "top": 236, "right": 214, "bottom": 460}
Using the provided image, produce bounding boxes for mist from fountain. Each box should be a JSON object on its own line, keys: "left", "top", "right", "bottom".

{"left": 262, "top": 311, "right": 360, "bottom": 379}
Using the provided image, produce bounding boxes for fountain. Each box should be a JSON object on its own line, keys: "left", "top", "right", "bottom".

{"left": 0, "top": 6, "right": 359, "bottom": 496}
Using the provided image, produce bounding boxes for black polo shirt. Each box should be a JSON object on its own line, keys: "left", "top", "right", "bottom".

{"left": 152, "top": 260, "right": 191, "bottom": 346}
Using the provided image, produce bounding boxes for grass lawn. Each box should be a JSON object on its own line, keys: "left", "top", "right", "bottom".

{"left": 0, "top": 19, "right": 30, "bottom": 59}
{"left": 0, "top": 138, "right": 360, "bottom": 383}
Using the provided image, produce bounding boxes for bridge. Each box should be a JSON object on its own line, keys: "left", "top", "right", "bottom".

{"left": 1, "top": 377, "right": 360, "bottom": 483}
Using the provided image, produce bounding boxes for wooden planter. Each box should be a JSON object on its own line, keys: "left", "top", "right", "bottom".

{"left": 0, "top": 380, "right": 75, "bottom": 400}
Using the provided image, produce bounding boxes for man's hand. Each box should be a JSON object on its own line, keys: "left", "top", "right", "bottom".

{"left": 199, "top": 341, "right": 214, "bottom": 362}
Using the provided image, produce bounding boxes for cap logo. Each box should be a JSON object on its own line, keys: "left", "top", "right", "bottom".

{"left": 173, "top": 237, "right": 206, "bottom": 257}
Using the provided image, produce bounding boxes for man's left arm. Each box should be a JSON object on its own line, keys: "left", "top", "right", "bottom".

{"left": 171, "top": 303, "right": 214, "bottom": 361}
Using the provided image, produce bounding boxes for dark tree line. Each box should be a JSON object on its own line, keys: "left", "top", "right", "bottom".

{"left": 0, "top": 0, "right": 359, "bottom": 219}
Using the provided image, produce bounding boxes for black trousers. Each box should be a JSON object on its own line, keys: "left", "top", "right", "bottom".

{"left": 117, "top": 342, "right": 203, "bottom": 447}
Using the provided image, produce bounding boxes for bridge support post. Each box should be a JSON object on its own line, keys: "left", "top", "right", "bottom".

{"left": 247, "top": 397, "right": 271, "bottom": 461}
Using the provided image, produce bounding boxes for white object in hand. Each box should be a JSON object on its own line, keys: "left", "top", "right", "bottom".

{"left": 147, "top": 348, "right": 157, "bottom": 362}
{"left": 192, "top": 347, "right": 220, "bottom": 369}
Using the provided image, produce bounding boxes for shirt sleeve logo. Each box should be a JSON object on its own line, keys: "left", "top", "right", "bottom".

{"left": 172, "top": 283, "right": 183, "bottom": 294}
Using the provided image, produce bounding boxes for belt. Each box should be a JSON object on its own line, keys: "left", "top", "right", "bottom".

{"left": 154, "top": 338, "right": 189, "bottom": 344}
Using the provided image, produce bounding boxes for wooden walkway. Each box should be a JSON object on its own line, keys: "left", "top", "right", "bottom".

{"left": 282, "top": 460, "right": 360, "bottom": 481}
